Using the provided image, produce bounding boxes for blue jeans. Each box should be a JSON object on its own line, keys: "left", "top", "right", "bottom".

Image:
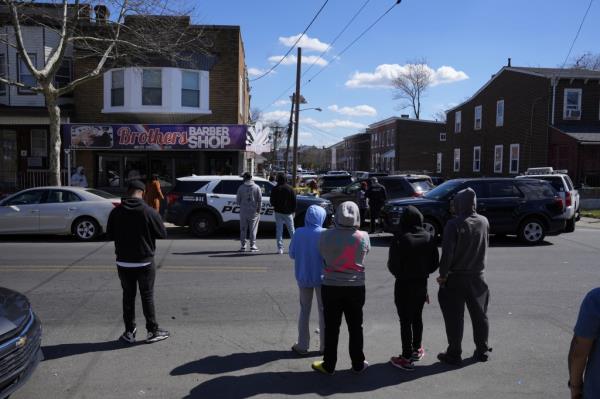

{"left": 275, "top": 212, "right": 295, "bottom": 250}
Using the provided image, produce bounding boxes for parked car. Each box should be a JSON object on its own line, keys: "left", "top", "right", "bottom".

{"left": 0, "top": 287, "right": 42, "bottom": 399}
{"left": 321, "top": 175, "right": 435, "bottom": 209}
{"left": 517, "top": 167, "right": 580, "bottom": 232}
{"left": 319, "top": 175, "right": 354, "bottom": 194}
{"left": 0, "top": 187, "right": 120, "bottom": 241}
{"left": 381, "top": 178, "right": 567, "bottom": 245}
{"left": 325, "top": 170, "right": 351, "bottom": 176}
{"left": 164, "top": 176, "right": 334, "bottom": 237}
{"left": 430, "top": 176, "right": 446, "bottom": 186}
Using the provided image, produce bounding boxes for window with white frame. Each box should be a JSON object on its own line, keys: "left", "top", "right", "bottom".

{"left": 142, "top": 69, "right": 162, "bottom": 106}
{"left": 18, "top": 53, "right": 37, "bottom": 94}
{"left": 509, "top": 143, "right": 520, "bottom": 174}
{"left": 0, "top": 54, "right": 6, "bottom": 95}
{"left": 496, "top": 99, "right": 504, "bottom": 126}
{"left": 30, "top": 129, "right": 47, "bottom": 157}
{"left": 111, "top": 70, "right": 124, "bottom": 107}
{"left": 474, "top": 105, "right": 482, "bottom": 130}
{"left": 440, "top": 132, "right": 446, "bottom": 141}
{"left": 563, "top": 88, "right": 582, "bottom": 120}
{"left": 455, "top": 111, "right": 461, "bottom": 133}
{"left": 54, "top": 58, "right": 72, "bottom": 89}
{"left": 182, "top": 71, "right": 200, "bottom": 107}
{"left": 453, "top": 148, "right": 460, "bottom": 172}
{"left": 436, "top": 152, "right": 442, "bottom": 173}
{"left": 494, "top": 145, "right": 503, "bottom": 173}
{"left": 473, "top": 146, "right": 481, "bottom": 172}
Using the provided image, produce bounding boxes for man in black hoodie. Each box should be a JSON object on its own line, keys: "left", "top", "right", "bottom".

{"left": 270, "top": 173, "right": 297, "bottom": 254}
{"left": 366, "top": 177, "right": 387, "bottom": 234}
{"left": 437, "top": 188, "right": 491, "bottom": 365}
{"left": 107, "top": 180, "right": 169, "bottom": 344}
{"left": 388, "top": 205, "right": 439, "bottom": 371}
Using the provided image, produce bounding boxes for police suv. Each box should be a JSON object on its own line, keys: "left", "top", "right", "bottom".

{"left": 165, "top": 175, "right": 334, "bottom": 237}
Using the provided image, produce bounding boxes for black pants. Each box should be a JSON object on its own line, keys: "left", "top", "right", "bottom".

{"left": 394, "top": 279, "right": 427, "bottom": 359}
{"left": 370, "top": 203, "right": 383, "bottom": 232}
{"left": 117, "top": 263, "right": 158, "bottom": 333}
{"left": 438, "top": 273, "right": 490, "bottom": 358}
{"left": 321, "top": 285, "right": 366, "bottom": 372}
{"left": 359, "top": 208, "right": 367, "bottom": 229}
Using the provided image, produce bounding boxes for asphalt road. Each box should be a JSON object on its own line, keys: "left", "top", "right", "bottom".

{"left": 2, "top": 225, "right": 599, "bottom": 399}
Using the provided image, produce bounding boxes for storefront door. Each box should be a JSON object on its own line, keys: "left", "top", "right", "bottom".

{"left": 0, "top": 129, "right": 17, "bottom": 191}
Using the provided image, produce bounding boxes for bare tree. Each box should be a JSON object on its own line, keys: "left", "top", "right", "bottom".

{"left": 0, "top": 0, "right": 202, "bottom": 185}
{"left": 571, "top": 52, "right": 600, "bottom": 71}
{"left": 432, "top": 110, "right": 447, "bottom": 122}
{"left": 249, "top": 107, "right": 263, "bottom": 125}
{"left": 392, "top": 58, "right": 432, "bottom": 119}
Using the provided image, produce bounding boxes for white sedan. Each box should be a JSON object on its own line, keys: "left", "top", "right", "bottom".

{"left": 0, "top": 187, "right": 120, "bottom": 241}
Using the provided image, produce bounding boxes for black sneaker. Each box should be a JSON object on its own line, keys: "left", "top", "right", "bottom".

{"left": 120, "top": 328, "right": 137, "bottom": 344}
{"left": 473, "top": 347, "right": 492, "bottom": 362}
{"left": 437, "top": 352, "right": 462, "bottom": 366}
{"left": 146, "top": 328, "right": 170, "bottom": 343}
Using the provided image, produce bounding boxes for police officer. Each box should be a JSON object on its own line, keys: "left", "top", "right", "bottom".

{"left": 365, "top": 177, "right": 387, "bottom": 234}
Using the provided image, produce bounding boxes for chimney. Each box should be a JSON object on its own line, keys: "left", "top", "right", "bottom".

{"left": 400, "top": 114, "right": 410, "bottom": 119}
{"left": 507, "top": 57, "right": 512, "bottom": 67}
{"left": 94, "top": 5, "right": 109, "bottom": 23}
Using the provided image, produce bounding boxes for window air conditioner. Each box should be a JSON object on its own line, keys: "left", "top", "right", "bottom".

{"left": 566, "top": 109, "right": 581, "bottom": 119}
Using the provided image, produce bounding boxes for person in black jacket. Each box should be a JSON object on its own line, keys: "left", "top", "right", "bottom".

{"left": 388, "top": 205, "right": 439, "bottom": 371}
{"left": 366, "top": 177, "right": 387, "bottom": 233}
{"left": 270, "top": 173, "right": 297, "bottom": 254}
{"left": 107, "top": 180, "right": 169, "bottom": 344}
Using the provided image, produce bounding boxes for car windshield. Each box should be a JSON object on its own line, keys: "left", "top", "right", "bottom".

{"left": 85, "top": 188, "right": 118, "bottom": 199}
{"left": 409, "top": 179, "right": 434, "bottom": 193}
{"left": 423, "top": 180, "right": 463, "bottom": 200}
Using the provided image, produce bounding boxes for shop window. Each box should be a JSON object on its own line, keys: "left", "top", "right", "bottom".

{"left": 111, "top": 70, "right": 124, "bottom": 107}
{"left": 213, "top": 180, "right": 243, "bottom": 195}
{"left": 124, "top": 156, "right": 147, "bottom": 183}
{"left": 30, "top": 129, "right": 47, "bottom": 157}
{"left": 142, "top": 69, "right": 162, "bottom": 106}
{"left": 18, "top": 53, "right": 37, "bottom": 94}
{"left": 98, "top": 156, "right": 122, "bottom": 188}
{"left": 182, "top": 71, "right": 200, "bottom": 107}
{"left": 54, "top": 58, "right": 72, "bottom": 89}
{"left": 0, "top": 54, "right": 6, "bottom": 95}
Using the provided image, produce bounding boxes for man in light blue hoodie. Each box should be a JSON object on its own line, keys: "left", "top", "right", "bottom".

{"left": 289, "top": 205, "right": 327, "bottom": 355}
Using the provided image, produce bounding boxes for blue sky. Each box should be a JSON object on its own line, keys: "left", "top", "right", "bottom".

{"left": 195, "top": 0, "right": 600, "bottom": 146}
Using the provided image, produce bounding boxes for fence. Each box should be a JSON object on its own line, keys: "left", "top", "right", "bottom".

{"left": 16, "top": 169, "right": 70, "bottom": 190}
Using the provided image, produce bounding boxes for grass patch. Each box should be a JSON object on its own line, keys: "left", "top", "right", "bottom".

{"left": 581, "top": 210, "right": 600, "bottom": 219}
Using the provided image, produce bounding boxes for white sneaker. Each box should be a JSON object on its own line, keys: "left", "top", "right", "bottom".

{"left": 250, "top": 245, "right": 259, "bottom": 252}
{"left": 277, "top": 248, "right": 284, "bottom": 254}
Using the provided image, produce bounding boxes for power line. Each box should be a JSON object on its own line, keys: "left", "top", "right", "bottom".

{"left": 250, "top": 0, "right": 330, "bottom": 82}
{"left": 257, "top": 0, "right": 372, "bottom": 113}
{"left": 304, "top": 0, "right": 402, "bottom": 86}
{"left": 559, "top": 0, "right": 594, "bottom": 71}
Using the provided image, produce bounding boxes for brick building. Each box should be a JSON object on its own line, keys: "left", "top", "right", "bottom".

{"left": 368, "top": 118, "right": 397, "bottom": 172}
{"left": 442, "top": 64, "right": 600, "bottom": 183}
{"left": 394, "top": 117, "right": 446, "bottom": 174}
{"left": 341, "top": 132, "right": 370, "bottom": 171}
{"left": 0, "top": 5, "right": 252, "bottom": 193}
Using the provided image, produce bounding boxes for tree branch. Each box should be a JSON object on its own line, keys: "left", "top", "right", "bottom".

{"left": 4, "top": 0, "right": 42, "bottom": 80}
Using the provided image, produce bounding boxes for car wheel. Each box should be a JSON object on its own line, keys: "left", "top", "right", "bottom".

{"left": 189, "top": 212, "right": 217, "bottom": 237}
{"left": 423, "top": 218, "right": 439, "bottom": 238}
{"left": 72, "top": 217, "right": 100, "bottom": 241}
{"left": 565, "top": 216, "right": 576, "bottom": 233}
{"left": 518, "top": 218, "right": 546, "bottom": 245}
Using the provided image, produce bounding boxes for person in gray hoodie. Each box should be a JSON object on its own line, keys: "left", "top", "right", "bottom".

{"left": 236, "top": 172, "right": 263, "bottom": 252}
{"left": 437, "top": 188, "right": 491, "bottom": 365}
{"left": 312, "top": 201, "right": 371, "bottom": 375}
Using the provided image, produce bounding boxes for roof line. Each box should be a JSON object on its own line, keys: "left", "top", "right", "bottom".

{"left": 368, "top": 116, "right": 444, "bottom": 129}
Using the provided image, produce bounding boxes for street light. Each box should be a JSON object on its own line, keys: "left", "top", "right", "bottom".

{"left": 299, "top": 107, "right": 322, "bottom": 112}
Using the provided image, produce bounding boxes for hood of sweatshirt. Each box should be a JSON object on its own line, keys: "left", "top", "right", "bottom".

{"left": 305, "top": 205, "right": 326, "bottom": 228}
{"left": 76, "top": 166, "right": 84, "bottom": 174}
{"left": 335, "top": 201, "right": 360, "bottom": 228}
{"left": 121, "top": 197, "right": 146, "bottom": 211}
{"left": 400, "top": 205, "right": 424, "bottom": 232}
{"left": 454, "top": 188, "right": 477, "bottom": 217}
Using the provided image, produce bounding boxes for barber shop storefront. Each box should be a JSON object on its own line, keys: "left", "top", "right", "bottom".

{"left": 63, "top": 123, "right": 249, "bottom": 192}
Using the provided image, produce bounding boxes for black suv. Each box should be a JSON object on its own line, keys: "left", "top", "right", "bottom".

{"left": 381, "top": 178, "right": 566, "bottom": 245}
{"left": 321, "top": 175, "right": 434, "bottom": 209}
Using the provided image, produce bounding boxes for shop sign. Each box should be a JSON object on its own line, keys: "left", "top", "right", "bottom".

{"left": 63, "top": 124, "right": 247, "bottom": 151}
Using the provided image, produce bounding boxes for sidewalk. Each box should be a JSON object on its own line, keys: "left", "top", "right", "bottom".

{"left": 577, "top": 216, "right": 600, "bottom": 229}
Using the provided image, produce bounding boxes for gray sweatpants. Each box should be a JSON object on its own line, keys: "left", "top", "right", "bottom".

{"left": 240, "top": 212, "right": 260, "bottom": 247}
{"left": 297, "top": 286, "right": 325, "bottom": 352}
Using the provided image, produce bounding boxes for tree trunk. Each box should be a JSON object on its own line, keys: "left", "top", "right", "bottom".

{"left": 46, "top": 94, "right": 62, "bottom": 186}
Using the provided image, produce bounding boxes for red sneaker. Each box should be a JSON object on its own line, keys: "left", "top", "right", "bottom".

{"left": 390, "top": 356, "right": 415, "bottom": 371}
{"left": 411, "top": 346, "right": 425, "bottom": 361}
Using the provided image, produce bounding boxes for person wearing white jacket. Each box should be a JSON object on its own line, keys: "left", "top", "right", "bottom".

{"left": 71, "top": 166, "right": 88, "bottom": 188}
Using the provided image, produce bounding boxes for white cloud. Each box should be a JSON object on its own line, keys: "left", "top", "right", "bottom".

{"left": 268, "top": 54, "right": 328, "bottom": 67}
{"left": 279, "top": 34, "right": 330, "bottom": 52}
{"left": 328, "top": 104, "right": 377, "bottom": 117}
{"left": 262, "top": 110, "right": 289, "bottom": 122}
{"left": 274, "top": 99, "right": 291, "bottom": 107}
{"left": 303, "top": 117, "right": 366, "bottom": 131}
{"left": 345, "top": 63, "right": 468, "bottom": 89}
{"left": 248, "top": 67, "right": 274, "bottom": 78}
{"left": 299, "top": 131, "right": 313, "bottom": 138}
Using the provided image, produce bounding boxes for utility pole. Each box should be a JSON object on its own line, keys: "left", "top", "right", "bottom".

{"left": 292, "top": 47, "right": 302, "bottom": 188}
{"left": 284, "top": 97, "right": 295, "bottom": 174}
